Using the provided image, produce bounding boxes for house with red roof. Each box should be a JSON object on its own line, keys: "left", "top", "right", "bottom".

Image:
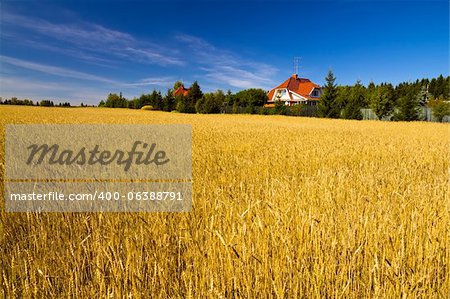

{"left": 173, "top": 85, "right": 190, "bottom": 97}
{"left": 265, "top": 74, "right": 322, "bottom": 107}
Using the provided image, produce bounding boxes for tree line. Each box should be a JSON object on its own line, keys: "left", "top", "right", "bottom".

{"left": 0, "top": 97, "right": 73, "bottom": 107}
{"left": 98, "top": 73, "right": 449, "bottom": 122}
{"left": 318, "top": 72, "right": 450, "bottom": 122}
{"left": 4, "top": 72, "right": 447, "bottom": 122}
{"left": 98, "top": 81, "right": 269, "bottom": 114}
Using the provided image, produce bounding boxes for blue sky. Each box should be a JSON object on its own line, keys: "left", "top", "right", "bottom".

{"left": 0, "top": 0, "right": 448, "bottom": 104}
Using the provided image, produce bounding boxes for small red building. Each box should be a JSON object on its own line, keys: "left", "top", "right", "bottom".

{"left": 173, "top": 85, "right": 190, "bottom": 97}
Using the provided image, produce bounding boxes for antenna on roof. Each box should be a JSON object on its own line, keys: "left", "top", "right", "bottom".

{"left": 293, "top": 56, "right": 301, "bottom": 75}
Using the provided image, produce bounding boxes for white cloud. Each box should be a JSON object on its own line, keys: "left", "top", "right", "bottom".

{"left": 0, "top": 55, "right": 175, "bottom": 90}
{"left": 176, "top": 34, "right": 277, "bottom": 90}
{"left": 4, "top": 38, "right": 117, "bottom": 68}
{"left": 0, "top": 10, "right": 279, "bottom": 98}
{"left": 0, "top": 55, "right": 119, "bottom": 84}
{"left": 0, "top": 55, "right": 180, "bottom": 105}
{"left": 123, "top": 76, "right": 176, "bottom": 88}
{"left": 2, "top": 12, "right": 184, "bottom": 66}
{"left": 0, "top": 76, "right": 106, "bottom": 104}
{"left": 0, "top": 75, "right": 175, "bottom": 105}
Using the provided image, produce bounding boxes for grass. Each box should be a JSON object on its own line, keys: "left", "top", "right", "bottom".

{"left": 1, "top": 105, "right": 449, "bottom": 298}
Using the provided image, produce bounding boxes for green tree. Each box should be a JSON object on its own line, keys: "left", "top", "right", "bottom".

{"left": 104, "top": 93, "right": 128, "bottom": 108}
{"left": 429, "top": 97, "right": 450, "bottom": 122}
{"left": 173, "top": 81, "right": 184, "bottom": 91}
{"left": 149, "top": 90, "right": 163, "bottom": 110}
{"left": 1, "top": 98, "right": 34, "bottom": 106}
{"left": 289, "top": 104, "right": 303, "bottom": 116}
{"left": 417, "top": 85, "right": 429, "bottom": 106}
{"left": 162, "top": 89, "right": 176, "bottom": 111}
{"left": 336, "top": 85, "right": 351, "bottom": 115}
{"left": 318, "top": 69, "right": 340, "bottom": 118}
{"left": 244, "top": 105, "right": 255, "bottom": 114}
{"left": 342, "top": 81, "right": 364, "bottom": 120}
{"left": 39, "top": 100, "right": 54, "bottom": 107}
{"left": 210, "top": 90, "right": 225, "bottom": 113}
{"left": 433, "top": 75, "right": 447, "bottom": 98}
{"left": 370, "top": 84, "right": 394, "bottom": 120}
{"left": 127, "top": 99, "right": 136, "bottom": 109}
{"left": 178, "top": 81, "right": 202, "bottom": 113}
{"left": 136, "top": 94, "right": 151, "bottom": 109}
{"left": 232, "top": 101, "right": 240, "bottom": 114}
{"left": 195, "top": 97, "right": 206, "bottom": 113}
{"left": 196, "top": 90, "right": 225, "bottom": 114}
{"left": 274, "top": 100, "right": 288, "bottom": 115}
{"left": 367, "top": 81, "right": 376, "bottom": 100}
{"left": 233, "top": 88, "right": 268, "bottom": 110}
{"left": 188, "top": 81, "right": 203, "bottom": 100}
{"left": 394, "top": 89, "right": 421, "bottom": 121}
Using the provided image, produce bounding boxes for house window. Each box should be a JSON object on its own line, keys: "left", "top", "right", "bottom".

{"left": 312, "top": 89, "right": 320, "bottom": 97}
{"left": 275, "top": 89, "right": 286, "bottom": 100}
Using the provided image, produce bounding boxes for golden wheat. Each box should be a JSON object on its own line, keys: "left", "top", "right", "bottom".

{"left": 0, "top": 105, "right": 449, "bottom": 298}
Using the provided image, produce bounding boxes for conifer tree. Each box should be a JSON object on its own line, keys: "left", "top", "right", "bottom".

{"left": 370, "top": 84, "right": 394, "bottom": 120}
{"left": 318, "top": 69, "right": 340, "bottom": 118}
{"left": 342, "top": 81, "right": 364, "bottom": 120}
{"left": 395, "top": 89, "right": 420, "bottom": 121}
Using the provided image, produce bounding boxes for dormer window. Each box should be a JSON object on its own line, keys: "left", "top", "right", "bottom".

{"left": 275, "top": 89, "right": 286, "bottom": 100}
{"left": 311, "top": 89, "right": 320, "bottom": 97}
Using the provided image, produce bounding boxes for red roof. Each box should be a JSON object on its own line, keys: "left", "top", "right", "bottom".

{"left": 173, "top": 85, "right": 190, "bottom": 97}
{"left": 267, "top": 74, "right": 321, "bottom": 101}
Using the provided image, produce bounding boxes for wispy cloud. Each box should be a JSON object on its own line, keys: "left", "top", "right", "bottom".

{"left": 2, "top": 12, "right": 184, "bottom": 66}
{"left": 0, "top": 74, "right": 175, "bottom": 105}
{"left": 176, "top": 34, "right": 277, "bottom": 89}
{"left": 0, "top": 56, "right": 179, "bottom": 104}
{"left": 123, "top": 76, "right": 176, "bottom": 88}
{"left": 3, "top": 38, "right": 117, "bottom": 68}
{"left": 2, "top": 12, "right": 133, "bottom": 45}
{"left": 1, "top": 9, "right": 279, "bottom": 99}
{"left": 0, "top": 55, "right": 119, "bottom": 84}
{"left": 121, "top": 47, "right": 183, "bottom": 66}
{"left": 0, "top": 76, "right": 107, "bottom": 104}
{"left": 1, "top": 55, "right": 175, "bottom": 89}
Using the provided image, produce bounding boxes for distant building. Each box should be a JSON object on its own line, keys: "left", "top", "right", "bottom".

{"left": 265, "top": 74, "right": 322, "bottom": 107}
{"left": 173, "top": 85, "right": 190, "bottom": 97}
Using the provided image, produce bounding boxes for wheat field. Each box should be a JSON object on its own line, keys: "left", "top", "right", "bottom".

{"left": 0, "top": 105, "right": 449, "bottom": 298}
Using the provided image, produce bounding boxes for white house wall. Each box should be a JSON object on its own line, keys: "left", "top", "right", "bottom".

{"left": 290, "top": 92, "right": 308, "bottom": 101}
{"left": 271, "top": 89, "right": 291, "bottom": 101}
